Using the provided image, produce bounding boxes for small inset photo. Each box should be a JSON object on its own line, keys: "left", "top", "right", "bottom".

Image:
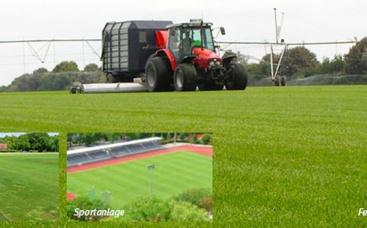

{"left": 0, "top": 132, "right": 59, "bottom": 222}
{"left": 67, "top": 133, "right": 212, "bottom": 222}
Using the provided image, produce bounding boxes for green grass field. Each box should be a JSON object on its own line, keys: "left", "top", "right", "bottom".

{"left": 0, "top": 85, "right": 366, "bottom": 226}
{"left": 68, "top": 151, "right": 212, "bottom": 208}
{"left": 0, "top": 153, "right": 59, "bottom": 222}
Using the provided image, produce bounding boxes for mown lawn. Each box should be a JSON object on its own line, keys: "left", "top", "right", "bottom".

{"left": 68, "top": 151, "right": 212, "bottom": 208}
{"left": 0, "top": 85, "right": 366, "bottom": 226}
{"left": 0, "top": 153, "right": 59, "bottom": 222}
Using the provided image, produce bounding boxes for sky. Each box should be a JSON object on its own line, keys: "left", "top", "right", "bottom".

{"left": 0, "top": 0, "right": 365, "bottom": 86}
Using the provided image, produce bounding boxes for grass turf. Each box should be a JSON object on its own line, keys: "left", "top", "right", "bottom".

{"left": 0, "top": 85, "right": 366, "bottom": 226}
{"left": 67, "top": 151, "right": 212, "bottom": 208}
{"left": 0, "top": 153, "right": 59, "bottom": 222}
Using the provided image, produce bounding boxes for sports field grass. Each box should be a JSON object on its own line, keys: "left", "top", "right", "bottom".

{"left": 0, "top": 153, "right": 59, "bottom": 222}
{"left": 68, "top": 151, "right": 212, "bottom": 208}
{"left": 0, "top": 85, "right": 366, "bottom": 226}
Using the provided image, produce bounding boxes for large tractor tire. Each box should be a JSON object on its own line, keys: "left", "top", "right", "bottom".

{"left": 174, "top": 64, "right": 197, "bottom": 91}
{"left": 225, "top": 63, "right": 248, "bottom": 90}
{"left": 145, "top": 57, "right": 173, "bottom": 92}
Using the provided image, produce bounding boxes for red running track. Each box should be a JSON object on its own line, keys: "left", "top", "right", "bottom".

{"left": 67, "top": 144, "right": 212, "bottom": 174}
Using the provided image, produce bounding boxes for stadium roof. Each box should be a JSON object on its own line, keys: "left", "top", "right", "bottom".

{"left": 67, "top": 137, "right": 162, "bottom": 155}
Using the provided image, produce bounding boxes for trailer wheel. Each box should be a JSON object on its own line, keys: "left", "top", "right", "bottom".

{"left": 225, "top": 63, "right": 248, "bottom": 90}
{"left": 145, "top": 57, "right": 173, "bottom": 92}
{"left": 174, "top": 64, "right": 197, "bottom": 91}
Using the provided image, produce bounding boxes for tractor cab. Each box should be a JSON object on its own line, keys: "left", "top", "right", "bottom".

{"left": 167, "top": 19, "right": 218, "bottom": 63}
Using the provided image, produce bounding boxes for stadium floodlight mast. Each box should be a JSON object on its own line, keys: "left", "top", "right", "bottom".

{"left": 147, "top": 164, "right": 155, "bottom": 195}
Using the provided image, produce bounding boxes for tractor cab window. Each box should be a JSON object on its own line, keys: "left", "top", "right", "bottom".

{"left": 168, "top": 28, "right": 181, "bottom": 61}
{"left": 181, "top": 28, "right": 194, "bottom": 56}
{"left": 204, "top": 28, "right": 214, "bottom": 50}
{"left": 168, "top": 25, "right": 216, "bottom": 61}
{"left": 182, "top": 27, "right": 215, "bottom": 51}
{"left": 168, "top": 28, "right": 180, "bottom": 50}
{"left": 191, "top": 29, "right": 201, "bottom": 46}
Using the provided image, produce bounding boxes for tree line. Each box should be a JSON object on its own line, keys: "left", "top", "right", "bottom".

{"left": 0, "top": 133, "right": 59, "bottom": 152}
{"left": 1, "top": 37, "right": 367, "bottom": 92}
{"left": 0, "top": 62, "right": 104, "bottom": 92}
{"left": 234, "top": 37, "right": 367, "bottom": 84}
{"left": 67, "top": 188, "right": 212, "bottom": 222}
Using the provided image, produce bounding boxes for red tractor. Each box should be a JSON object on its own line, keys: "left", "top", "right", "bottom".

{"left": 101, "top": 20, "right": 247, "bottom": 92}
{"left": 144, "top": 19, "right": 248, "bottom": 91}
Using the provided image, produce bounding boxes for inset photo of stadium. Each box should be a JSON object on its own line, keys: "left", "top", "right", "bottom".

{"left": 67, "top": 133, "right": 212, "bottom": 222}
{"left": 0, "top": 132, "right": 59, "bottom": 222}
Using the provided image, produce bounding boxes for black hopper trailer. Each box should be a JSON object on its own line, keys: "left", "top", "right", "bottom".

{"left": 101, "top": 20, "right": 173, "bottom": 83}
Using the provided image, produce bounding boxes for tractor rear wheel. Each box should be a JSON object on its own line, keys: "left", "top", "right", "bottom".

{"left": 225, "top": 63, "right": 248, "bottom": 90}
{"left": 174, "top": 64, "right": 197, "bottom": 91}
{"left": 145, "top": 57, "right": 173, "bottom": 92}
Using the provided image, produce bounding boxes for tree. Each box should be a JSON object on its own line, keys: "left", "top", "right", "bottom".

{"left": 201, "top": 133, "right": 212, "bottom": 145}
{"left": 105, "top": 133, "right": 120, "bottom": 143}
{"left": 52, "top": 61, "right": 79, "bottom": 73}
{"left": 171, "top": 188, "right": 212, "bottom": 211}
{"left": 48, "top": 135, "right": 59, "bottom": 152}
{"left": 15, "top": 134, "right": 30, "bottom": 151}
{"left": 4, "top": 136, "right": 17, "bottom": 150}
{"left": 169, "top": 201, "right": 208, "bottom": 222}
{"left": 316, "top": 55, "right": 345, "bottom": 75}
{"left": 33, "top": 67, "right": 49, "bottom": 75}
{"left": 1, "top": 133, "right": 58, "bottom": 152}
{"left": 247, "top": 63, "right": 264, "bottom": 76}
{"left": 280, "top": 46, "right": 319, "bottom": 77}
{"left": 9, "top": 74, "right": 32, "bottom": 91}
{"left": 0, "top": 86, "right": 6, "bottom": 92}
{"left": 345, "top": 37, "right": 367, "bottom": 74}
{"left": 84, "top": 63, "right": 100, "bottom": 72}
{"left": 112, "top": 194, "right": 209, "bottom": 222}
{"left": 52, "top": 73, "right": 71, "bottom": 90}
{"left": 121, "top": 196, "right": 171, "bottom": 222}
{"left": 1, "top": 62, "right": 104, "bottom": 92}
{"left": 258, "top": 53, "right": 282, "bottom": 76}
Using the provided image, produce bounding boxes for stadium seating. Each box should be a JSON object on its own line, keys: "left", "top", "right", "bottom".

{"left": 67, "top": 137, "right": 163, "bottom": 167}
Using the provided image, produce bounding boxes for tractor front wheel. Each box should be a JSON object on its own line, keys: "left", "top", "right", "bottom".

{"left": 174, "top": 64, "right": 197, "bottom": 91}
{"left": 225, "top": 63, "right": 248, "bottom": 90}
